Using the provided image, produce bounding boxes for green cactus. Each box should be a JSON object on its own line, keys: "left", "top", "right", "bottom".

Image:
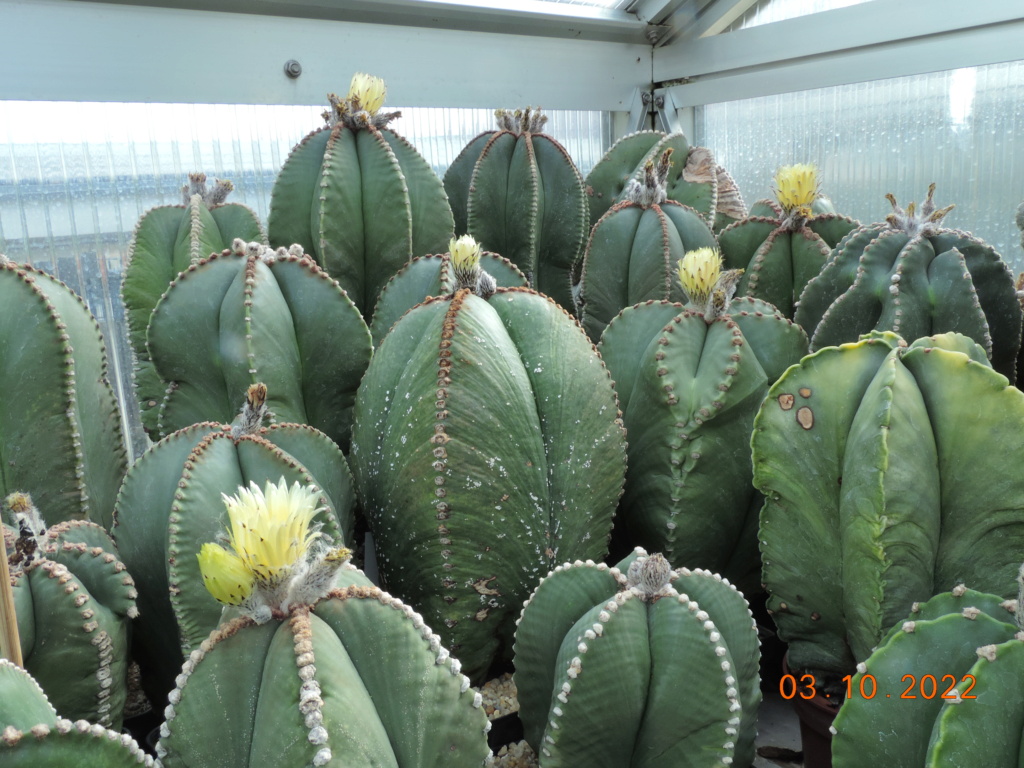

{"left": 718, "top": 164, "right": 858, "bottom": 318}
{"left": 0, "top": 659, "right": 155, "bottom": 767}
{"left": 112, "top": 384, "right": 356, "bottom": 706}
{"left": 578, "top": 149, "right": 720, "bottom": 341}
{"left": 268, "top": 74, "right": 454, "bottom": 318}
{"left": 513, "top": 549, "right": 761, "bottom": 767}
{"left": 754, "top": 331, "right": 1024, "bottom": 681}
{"left": 351, "top": 246, "right": 627, "bottom": 683}
{"left": 3, "top": 493, "right": 137, "bottom": 729}
{"left": 156, "top": 476, "right": 490, "bottom": 768}
{"left": 369, "top": 237, "right": 528, "bottom": 347}
{"left": 598, "top": 249, "right": 807, "bottom": 591}
{"left": 584, "top": 130, "right": 747, "bottom": 232}
{"left": 0, "top": 256, "right": 127, "bottom": 531}
{"left": 122, "top": 172, "right": 265, "bottom": 437}
{"left": 831, "top": 578, "right": 1022, "bottom": 766}
{"left": 144, "top": 239, "right": 371, "bottom": 448}
{"left": 443, "top": 108, "right": 587, "bottom": 311}
{"left": 795, "top": 185, "right": 1022, "bottom": 378}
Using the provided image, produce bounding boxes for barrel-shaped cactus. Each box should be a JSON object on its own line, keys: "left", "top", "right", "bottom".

{"left": 718, "top": 164, "right": 858, "bottom": 318}
{"left": 579, "top": 150, "right": 719, "bottom": 341}
{"left": 754, "top": 331, "right": 1024, "bottom": 680}
{"left": 598, "top": 249, "right": 807, "bottom": 591}
{"left": 145, "top": 239, "right": 371, "bottom": 447}
{"left": 584, "top": 130, "right": 746, "bottom": 232}
{"left": 0, "top": 659, "right": 155, "bottom": 767}
{"left": 3, "top": 493, "right": 137, "bottom": 729}
{"left": 513, "top": 549, "right": 761, "bottom": 767}
{"left": 369, "top": 236, "right": 528, "bottom": 346}
{"left": 156, "top": 478, "right": 490, "bottom": 768}
{"left": 795, "top": 185, "right": 1022, "bottom": 377}
{"left": 112, "top": 384, "right": 356, "bottom": 705}
{"left": 0, "top": 256, "right": 127, "bottom": 530}
{"left": 123, "top": 173, "right": 265, "bottom": 436}
{"left": 443, "top": 108, "right": 587, "bottom": 310}
{"left": 268, "top": 74, "right": 454, "bottom": 318}
{"left": 351, "top": 246, "right": 627, "bottom": 682}
{"left": 832, "top": 579, "right": 1022, "bottom": 767}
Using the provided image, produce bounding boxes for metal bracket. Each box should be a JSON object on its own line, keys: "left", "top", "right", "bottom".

{"left": 630, "top": 86, "right": 684, "bottom": 133}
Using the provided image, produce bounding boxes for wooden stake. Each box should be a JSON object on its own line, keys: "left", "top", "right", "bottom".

{"left": 0, "top": 532, "right": 22, "bottom": 666}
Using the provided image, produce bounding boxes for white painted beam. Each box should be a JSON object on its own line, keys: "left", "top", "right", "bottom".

{"left": 627, "top": 0, "right": 686, "bottom": 26}
{"left": 1, "top": 0, "right": 651, "bottom": 110}
{"left": 655, "top": 0, "right": 1024, "bottom": 105}
{"left": 673, "top": 0, "right": 760, "bottom": 40}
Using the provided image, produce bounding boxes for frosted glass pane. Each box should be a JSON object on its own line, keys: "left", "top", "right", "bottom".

{"left": 730, "top": 0, "right": 873, "bottom": 29}
{"left": 696, "top": 60, "right": 1024, "bottom": 274}
{"left": 0, "top": 101, "right": 612, "bottom": 458}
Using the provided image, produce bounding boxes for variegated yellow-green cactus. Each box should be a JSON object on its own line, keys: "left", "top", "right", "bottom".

{"left": 156, "top": 478, "right": 491, "bottom": 768}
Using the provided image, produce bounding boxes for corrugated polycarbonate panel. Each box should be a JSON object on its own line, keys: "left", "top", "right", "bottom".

{"left": 730, "top": 0, "right": 873, "bottom": 30}
{"left": 0, "top": 101, "right": 612, "bottom": 456}
{"left": 696, "top": 60, "right": 1024, "bottom": 272}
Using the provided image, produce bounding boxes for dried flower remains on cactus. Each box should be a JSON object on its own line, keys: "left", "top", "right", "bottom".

{"left": 197, "top": 477, "right": 351, "bottom": 622}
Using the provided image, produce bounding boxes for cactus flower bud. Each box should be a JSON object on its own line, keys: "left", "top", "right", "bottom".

{"left": 678, "top": 248, "right": 723, "bottom": 309}
{"left": 773, "top": 163, "right": 819, "bottom": 219}
{"left": 197, "top": 543, "right": 255, "bottom": 606}
{"left": 449, "top": 235, "right": 482, "bottom": 274}
{"left": 347, "top": 72, "right": 387, "bottom": 116}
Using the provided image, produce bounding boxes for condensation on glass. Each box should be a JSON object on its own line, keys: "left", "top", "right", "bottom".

{"left": 0, "top": 102, "right": 613, "bottom": 457}
{"left": 696, "top": 60, "right": 1024, "bottom": 273}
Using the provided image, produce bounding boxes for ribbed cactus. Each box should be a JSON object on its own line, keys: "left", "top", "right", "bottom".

{"left": 351, "top": 245, "right": 627, "bottom": 683}
{"left": 443, "top": 107, "right": 587, "bottom": 310}
{"left": 795, "top": 185, "right": 1022, "bottom": 377}
{"left": 832, "top": 578, "right": 1023, "bottom": 766}
{"left": 369, "top": 236, "right": 528, "bottom": 346}
{"left": 598, "top": 249, "right": 807, "bottom": 591}
{"left": 513, "top": 549, "right": 761, "bottom": 767}
{"left": 112, "top": 384, "right": 356, "bottom": 705}
{"left": 3, "top": 493, "right": 137, "bottom": 729}
{"left": 156, "top": 478, "right": 490, "bottom": 768}
{"left": 579, "top": 150, "right": 719, "bottom": 341}
{"left": 123, "top": 172, "right": 265, "bottom": 436}
{"left": 144, "top": 239, "right": 371, "bottom": 448}
{"left": 0, "top": 256, "right": 127, "bottom": 530}
{"left": 754, "top": 331, "right": 1024, "bottom": 680}
{"left": 584, "top": 130, "right": 746, "bottom": 232}
{"left": 268, "top": 74, "right": 454, "bottom": 318}
{"left": 718, "top": 164, "right": 858, "bottom": 318}
{"left": 0, "top": 659, "right": 155, "bottom": 767}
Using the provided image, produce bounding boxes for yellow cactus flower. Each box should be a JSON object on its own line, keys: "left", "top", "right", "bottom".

{"left": 347, "top": 72, "right": 387, "bottom": 116}
{"left": 223, "top": 478, "right": 324, "bottom": 587}
{"left": 774, "top": 164, "right": 819, "bottom": 216}
{"left": 449, "top": 235, "right": 482, "bottom": 273}
{"left": 197, "top": 542, "right": 256, "bottom": 606}
{"left": 678, "top": 248, "right": 723, "bottom": 309}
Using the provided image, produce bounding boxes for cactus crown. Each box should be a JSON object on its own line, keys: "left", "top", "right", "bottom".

{"left": 196, "top": 477, "right": 351, "bottom": 622}
{"left": 324, "top": 73, "right": 402, "bottom": 130}
{"left": 884, "top": 183, "right": 956, "bottom": 237}
{"left": 180, "top": 172, "right": 234, "bottom": 207}
{"left": 623, "top": 148, "right": 673, "bottom": 208}
{"left": 773, "top": 163, "right": 819, "bottom": 226}
{"left": 495, "top": 106, "right": 548, "bottom": 135}
{"left": 4, "top": 492, "right": 46, "bottom": 571}
{"left": 677, "top": 248, "right": 744, "bottom": 322}
{"left": 448, "top": 235, "right": 497, "bottom": 298}
{"left": 230, "top": 238, "right": 302, "bottom": 265}
{"left": 625, "top": 553, "right": 673, "bottom": 599}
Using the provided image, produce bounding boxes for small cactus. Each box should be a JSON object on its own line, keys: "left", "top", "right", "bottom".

{"left": 156, "top": 478, "right": 490, "bottom": 768}
{"left": 268, "top": 74, "right": 454, "bottom": 318}
{"left": 443, "top": 107, "right": 588, "bottom": 311}
{"left": 513, "top": 549, "right": 761, "bottom": 767}
{"left": 0, "top": 256, "right": 127, "bottom": 529}
{"left": 3, "top": 493, "right": 138, "bottom": 729}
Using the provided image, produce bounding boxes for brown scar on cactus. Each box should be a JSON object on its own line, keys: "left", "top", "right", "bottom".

{"left": 778, "top": 394, "right": 795, "bottom": 410}
{"left": 471, "top": 576, "right": 500, "bottom": 596}
{"left": 796, "top": 407, "right": 814, "bottom": 430}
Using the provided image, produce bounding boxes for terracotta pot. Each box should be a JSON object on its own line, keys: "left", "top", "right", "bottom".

{"left": 782, "top": 654, "right": 840, "bottom": 768}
